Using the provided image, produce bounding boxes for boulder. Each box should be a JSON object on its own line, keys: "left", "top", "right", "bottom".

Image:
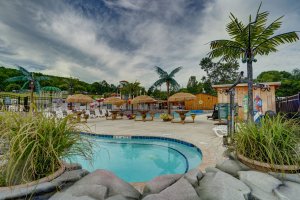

{"left": 269, "top": 172, "right": 300, "bottom": 184}
{"left": 142, "top": 194, "right": 168, "bottom": 200}
{"left": 238, "top": 171, "right": 282, "bottom": 200}
{"left": 216, "top": 159, "right": 250, "bottom": 177}
{"left": 158, "top": 177, "right": 200, "bottom": 200}
{"left": 51, "top": 169, "right": 89, "bottom": 187}
{"left": 274, "top": 181, "right": 300, "bottom": 200}
{"left": 50, "top": 192, "right": 95, "bottom": 200}
{"left": 64, "top": 162, "right": 82, "bottom": 171}
{"left": 73, "top": 170, "right": 141, "bottom": 200}
{"left": 143, "top": 174, "right": 182, "bottom": 196}
{"left": 204, "top": 166, "right": 222, "bottom": 173}
{"left": 106, "top": 195, "right": 130, "bottom": 200}
{"left": 183, "top": 168, "right": 203, "bottom": 187}
{"left": 196, "top": 171, "right": 250, "bottom": 200}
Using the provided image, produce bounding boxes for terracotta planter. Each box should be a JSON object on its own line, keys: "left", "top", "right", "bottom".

{"left": 0, "top": 164, "right": 65, "bottom": 191}
{"left": 237, "top": 153, "right": 300, "bottom": 173}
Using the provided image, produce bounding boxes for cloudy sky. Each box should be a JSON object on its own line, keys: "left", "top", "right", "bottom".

{"left": 0, "top": 0, "right": 299, "bottom": 88}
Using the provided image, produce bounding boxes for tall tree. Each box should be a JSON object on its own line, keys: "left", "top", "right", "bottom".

{"left": 121, "top": 81, "right": 142, "bottom": 113}
{"left": 152, "top": 66, "right": 182, "bottom": 114}
{"left": 208, "top": 3, "right": 299, "bottom": 121}
{"left": 200, "top": 57, "right": 239, "bottom": 84}
{"left": 187, "top": 76, "right": 203, "bottom": 94}
{"left": 5, "top": 66, "right": 48, "bottom": 110}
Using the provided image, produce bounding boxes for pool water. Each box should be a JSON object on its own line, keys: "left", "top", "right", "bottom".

{"left": 70, "top": 135, "right": 202, "bottom": 182}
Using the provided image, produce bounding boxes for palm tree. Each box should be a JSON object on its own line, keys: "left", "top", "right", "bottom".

{"left": 208, "top": 3, "right": 299, "bottom": 121}
{"left": 5, "top": 66, "right": 48, "bottom": 110}
{"left": 152, "top": 66, "right": 182, "bottom": 114}
{"left": 120, "top": 81, "right": 142, "bottom": 113}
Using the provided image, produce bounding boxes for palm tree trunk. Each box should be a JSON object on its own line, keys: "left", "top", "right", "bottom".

{"left": 30, "top": 88, "right": 34, "bottom": 112}
{"left": 167, "top": 81, "right": 170, "bottom": 114}
{"left": 247, "top": 61, "right": 254, "bottom": 122}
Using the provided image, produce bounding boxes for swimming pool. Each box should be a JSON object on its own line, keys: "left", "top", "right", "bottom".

{"left": 70, "top": 134, "right": 202, "bottom": 182}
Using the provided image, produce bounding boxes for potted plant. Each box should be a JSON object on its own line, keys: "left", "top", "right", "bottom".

{"left": 0, "top": 112, "right": 92, "bottom": 187}
{"left": 160, "top": 113, "right": 172, "bottom": 122}
{"left": 126, "top": 114, "right": 136, "bottom": 120}
{"left": 233, "top": 115, "right": 300, "bottom": 173}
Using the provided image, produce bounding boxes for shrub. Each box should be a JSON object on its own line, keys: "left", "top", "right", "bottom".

{"left": 0, "top": 112, "right": 92, "bottom": 186}
{"left": 234, "top": 115, "right": 300, "bottom": 167}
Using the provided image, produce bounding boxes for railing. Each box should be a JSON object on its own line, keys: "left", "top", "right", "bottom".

{"left": 276, "top": 93, "right": 300, "bottom": 113}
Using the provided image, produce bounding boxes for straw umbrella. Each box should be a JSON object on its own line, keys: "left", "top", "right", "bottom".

{"left": 131, "top": 95, "right": 157, "bottom": 121}
{"left": 66, "top": 94, "right": 94, "bottom": 104}
{"left": 103, "top": 97, "right": 125, "bottom": 108}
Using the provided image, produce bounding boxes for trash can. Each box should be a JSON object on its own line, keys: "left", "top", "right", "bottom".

{"left": 218, "top": 103, "right": 230, "bottom": 120}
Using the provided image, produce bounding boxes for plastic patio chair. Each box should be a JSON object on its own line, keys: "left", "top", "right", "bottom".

{"left": 212, "top": 125, "right": 228, "bottom": 137}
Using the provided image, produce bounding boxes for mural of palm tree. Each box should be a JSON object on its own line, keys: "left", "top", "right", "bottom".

{"left": 5, "top": 66, "right": 49, "bottom": 111}
{"left": 208, "top": 3, "right": 299, "bottom": 121}
{"left": 152, "top": 66, "right": 182, "bottom": 114}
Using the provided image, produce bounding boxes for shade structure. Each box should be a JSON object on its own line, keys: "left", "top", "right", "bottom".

{"left": 66, "top": 94, "right": 93, "bottom": 104}
{"left": 103, "top": 97, "right": 125, "bottom": 107}
{"left": 41, "top": 86, "right": 61, "bottom": 92}
{"left": 131, "top": 95, "right": 157, "bottom": 104}
{"left": 168, "top": 92, "right": 196, "bottom": 102}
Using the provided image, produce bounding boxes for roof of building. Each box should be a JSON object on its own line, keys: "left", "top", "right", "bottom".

{"left": 212, "top": 82, "right": 281, "bottom": 89}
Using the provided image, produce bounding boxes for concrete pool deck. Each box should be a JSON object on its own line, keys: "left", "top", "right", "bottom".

{"left": 85, "top": 114, "right": 226, "bottom": 172}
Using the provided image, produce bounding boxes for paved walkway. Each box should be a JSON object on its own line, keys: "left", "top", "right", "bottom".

{"left": 85, "top": 114, "right": 226, "bottom": 172}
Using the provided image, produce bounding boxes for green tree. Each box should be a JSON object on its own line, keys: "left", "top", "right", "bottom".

{"left": 186, "top": 76, "right": 203, "bottom": 94}
{"left": 120, "top": 81, "right": 142, "bottom": 113}
{"left": 152, "top": 66, "right": 182, "bottom": 114}
{"left": 5, "top": 83, "right": 21, "bottom": 92}
{"left": 5, "top": 66, "right": 49, "bottom": 110}
{"left": 200, "top": 57, "right": 239, "bottom": 84}
{"left": 208, "top": 3, "right": 299, "bottom": 120}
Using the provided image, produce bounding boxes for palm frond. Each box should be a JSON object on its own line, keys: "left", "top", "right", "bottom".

{"left": 253, "top": 31, "right": 299, "bottom": 54}
{"left": 21, "top": 81, "right": 30, "bottom": 90}
{"left": 169, "top": 66, "right": 182, "bottom": 78}
{"left": 227, "top": 13, "right": 247, "bottom": 44}
{"left": 34, "top": 81, "right": 41, "bottom": 93}
{"left": 152, "top": 78, "right": 166, "bottom": 88}
{"left": 208, "top": 42, "right": 244, "bottom": 59}
{"left": 5, "top": 76, "right": 28, "bottom": 82}
{"left": 36, "top": 76, "right": 49, "bottom": 81}
{"left": 169, "top": 79, "right": 180, "bottom": 91}
{"left": 154, "top": 66, "right": 168, "bottom": 78}
{"left": 17, "top": 66, "right": 30, "bottom": 76}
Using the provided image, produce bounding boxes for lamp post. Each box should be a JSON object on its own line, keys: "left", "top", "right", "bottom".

{"left": 29, "top": 80, "right": 34, "bottom": 111}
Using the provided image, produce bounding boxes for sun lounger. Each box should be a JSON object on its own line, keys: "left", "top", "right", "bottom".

{"left": 95, "top": 109, "right": 105, "bottom": 118}
{"left": 212, "top": 125, "right": 227, "bottom": 137}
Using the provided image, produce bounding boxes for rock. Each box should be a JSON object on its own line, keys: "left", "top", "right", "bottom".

{"left": 183, "top": 168, "right": 203, "bottom": 187}
{"left": 106, "top": 195, "right": 128, "bottom": 200}
{"left": 204, "top": 166, "right": 222, "bottom": 173}
{"left": 142, "top": 194, "right": 167, "bottom": 200}
{"left": 269, "top": 172, "right": 300, "bottom": 184}
{"left": 274, "top": 181, "right": 300, "bottom": 200}
{"left": 73, "top": 169, "right": 141, "bottom": 200}
{"left": 143, "top": 174, "right": 182, "bottom": 196}
{"left": 51, "top": 169, "right": 89, "bottom": 187}
{"left": 50, "top": 192, "right": 95, "bottom": 200}
{"left": 69, "top": 185, "right": 107, "bottom": 199}
{"left": 196, "top": 171, "right": 250, "bottom": 200}
{"left": 158, "top": 177, "right": 200, "bottom": 200}
{"left": 238, "top": 171, "right": 282, "bottom": 200}
{"left": 0, "top": 182, "right": 57, "bottom": 200}
{"left": 64, "top": 162, "right": 82, "bottom": 171}
{"left": 216, "top": 159, "right": 250, "bottom": 177}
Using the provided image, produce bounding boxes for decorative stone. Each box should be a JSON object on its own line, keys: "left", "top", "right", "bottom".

{"left": 72, "top": 170, "right": 141, "bottom": 200}
{"left": 69, "top": 184, "right": 107, "bottom": 199}
{"left": 158, "top": 177, "right": 200, "bottom": 200}
{"left": 51, "top": 169, "right": 89, "bottom": 187}
{"left": 106, "top": 194, "right": 129, "bottom": 200}
{"left": 269, "top": 172, "right": 300, "bottom": 184}
{"left": 238, "top": 171, "right": 282, "bottom": 200}
{"left": 216, "top": 159, "right": 250, "bottom": 177}
{"left": 142, "top": 194, "right": 167, "bottom": 200}
{"left": 196, "top": 171, "right": 250, "bottom": 200}
{"left": 204, "top": 166, "right": 222, "bottom": 173}
{"left": 64, "top": 162, "right": 82, "bottom": 171}
{"left": 0, "top": 182, "right": 56, "bottom": 200}
{"left": 274, "top": 181, "right": 300, "bottom": 200}
{"left": 50, "top": 193, "right": 95, "bottom": 200}
{"left": 143, "top": 174, "right": 182, "bottom": 196}
{"left": 183, "top": 168, "right": 203, "bottom": 187}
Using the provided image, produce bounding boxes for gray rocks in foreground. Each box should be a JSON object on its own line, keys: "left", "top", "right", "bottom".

{"left": 50, "top": 169, "right": 141, "bottom": 200}
{"left": 196, "top": 170, "right": 250, "bottom": 200}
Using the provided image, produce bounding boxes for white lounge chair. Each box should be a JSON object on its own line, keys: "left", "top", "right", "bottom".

{"left": 95, "top": 109, "right": 105, "bottom": 118}
{"left": 212, "top": 125, "right": 228, "bottom": 137}
{"left": 55, "top": 110, "right": 64, "bottom": 119}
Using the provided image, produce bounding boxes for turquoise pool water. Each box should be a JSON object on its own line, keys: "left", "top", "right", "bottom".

{"left": 70, "top": 134, "right": 202, "bottom": 182}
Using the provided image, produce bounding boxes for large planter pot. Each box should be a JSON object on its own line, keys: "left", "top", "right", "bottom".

{"left": 237, "top": 153, "right": 300, "bottom": 173}
{"left": 0, "top": 164, "right": 65, "bottom": 191}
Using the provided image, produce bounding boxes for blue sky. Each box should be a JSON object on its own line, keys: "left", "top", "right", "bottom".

{"left": 0, "top": 0, "right": 299, "bottom": 88}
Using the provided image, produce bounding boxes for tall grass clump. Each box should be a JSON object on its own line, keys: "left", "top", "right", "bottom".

{"left": 0, "top": 112, "right": 92, "bottom": 186}
{"left": 234, "top": 114, "right": 300, "bottom": 168}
